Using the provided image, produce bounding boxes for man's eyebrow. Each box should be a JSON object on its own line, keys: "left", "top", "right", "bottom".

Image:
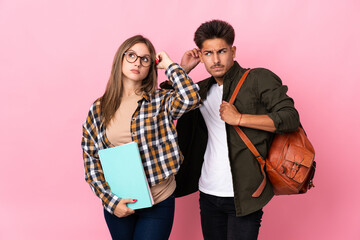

{"left": 202, "top": 48, "right": 227, "bottom": 53}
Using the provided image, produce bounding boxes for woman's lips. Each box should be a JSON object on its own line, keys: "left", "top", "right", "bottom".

{"left": 131, "top": 69, "right": 140, "bottom": 74}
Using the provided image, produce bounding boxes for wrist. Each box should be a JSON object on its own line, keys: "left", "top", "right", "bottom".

{"left": 181, "top": 65, "right": 190, "bottom": 74}
{"left": 164, "top": 60, "right": 174, "bottom": 70}
{"left": 237, "top": 113, "right": 243, "bottom": 126}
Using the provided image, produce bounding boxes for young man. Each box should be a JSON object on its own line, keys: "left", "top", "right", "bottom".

{"left": 174, "top": 20, "right": 300, "bottom": 240}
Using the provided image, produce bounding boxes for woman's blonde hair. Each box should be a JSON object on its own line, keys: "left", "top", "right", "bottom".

{"left": 100, "top": 35, "right": 158, "bottom": 127}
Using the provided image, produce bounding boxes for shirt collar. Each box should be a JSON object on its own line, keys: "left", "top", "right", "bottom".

{"left": 142, "top": 93, "right": 150, "bottom": 102}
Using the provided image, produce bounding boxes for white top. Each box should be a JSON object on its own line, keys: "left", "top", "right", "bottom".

{"left": 199, "top": 84, "right": 234, "bottom": 197}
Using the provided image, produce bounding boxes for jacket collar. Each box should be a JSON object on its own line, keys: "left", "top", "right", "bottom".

{"left": 198, "top": 76, "right": 216, "bottom": 100}
{"left": 223, "top": 61, "right": 242, "bottom": 83}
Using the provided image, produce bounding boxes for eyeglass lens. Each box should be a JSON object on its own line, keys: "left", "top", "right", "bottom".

{"left": 125, "top": 51, "right": 151, "bottom": 67}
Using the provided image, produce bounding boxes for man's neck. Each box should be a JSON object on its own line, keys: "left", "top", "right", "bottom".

{"left": 214, "top": 77, "right": 224, "bottom": 86}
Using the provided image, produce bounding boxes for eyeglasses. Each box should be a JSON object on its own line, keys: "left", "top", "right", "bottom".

{"left": 124, "top": 51, "right": 152, "bottom": 67}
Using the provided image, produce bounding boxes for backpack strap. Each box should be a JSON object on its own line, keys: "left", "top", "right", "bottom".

{"left": 229, "top": 69, "right": 267, "bottom": 198}
{"left": 228, "top": 69, "right": 251, "bottom": 104}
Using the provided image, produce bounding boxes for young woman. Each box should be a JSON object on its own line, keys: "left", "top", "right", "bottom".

{"left": 81, "top": 35, "right": 200, "bottom": 239}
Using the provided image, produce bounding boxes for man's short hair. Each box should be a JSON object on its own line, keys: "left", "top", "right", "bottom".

{"left": 194, "top": 19, "right": 235, "bottom": 49}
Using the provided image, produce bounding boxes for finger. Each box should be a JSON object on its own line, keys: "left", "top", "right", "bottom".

{"left": 186, "top": 50, "right": 195, "bottom": 58}
{"left": 185, "top": 50, "right": 193, "bottom": 57}
{"left": 122, "top": 198, "right": 138, "bottom": 204}
{"left": 196, "top": 48, "right": 201, "bottom": 57}
{"left": 193, "top": 48, "right": 199, "bottom": 57}
{"left": 156, "top": 55, "right": 162, "bottom": 64}
{"left": 123, "top": 207, "right": 135, "bottom": 216}
{"left": 156, "top": 52, "right": 166, "bottom": 61}
{"left": 191, "top": 48, "right": 199, "bottom": 58}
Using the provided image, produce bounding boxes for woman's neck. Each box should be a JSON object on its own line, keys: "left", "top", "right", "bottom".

{"left": 122, "top": 80, "right": 142, "bottom": 97}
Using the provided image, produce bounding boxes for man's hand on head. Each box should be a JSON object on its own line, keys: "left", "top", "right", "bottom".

{"left": 180, "top": 48, "right": 201, "bottom": 74}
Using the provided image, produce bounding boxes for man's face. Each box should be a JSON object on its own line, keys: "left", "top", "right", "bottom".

{"left": 199, "top": 38, "right": 236, "bottom": 82}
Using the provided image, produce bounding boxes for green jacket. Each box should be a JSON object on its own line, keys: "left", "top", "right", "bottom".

{"left": 175, "top": 61, "right": 300, "bottom": 216}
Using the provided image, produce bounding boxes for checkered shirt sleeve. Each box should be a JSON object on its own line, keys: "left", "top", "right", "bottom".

{"left": 81, "top": 100, "right": 120, "bottom": 214}
{"left": 164, "top": 63, "right": 200, "bottom": 119}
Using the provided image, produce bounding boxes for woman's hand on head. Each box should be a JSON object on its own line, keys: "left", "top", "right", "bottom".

{"left": 113, "top": 198, "right": 136, "bottom": 218}
{"left": 156, "top": 51, "right": 174, "bottom": 70}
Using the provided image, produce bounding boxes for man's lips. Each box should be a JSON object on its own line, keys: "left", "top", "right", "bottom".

{"left": 211, "top": 65, "right": 224, "bottom": 70}
{"left": 131, "top": 69, "right": 140, "bottom": 74}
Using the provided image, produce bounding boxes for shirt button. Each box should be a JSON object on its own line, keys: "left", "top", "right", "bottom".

{"left": 132, "top": 118, "right": 136, "bottom": 121}
{"left": 132, "top": 132, "right": 136, "bottom": 136}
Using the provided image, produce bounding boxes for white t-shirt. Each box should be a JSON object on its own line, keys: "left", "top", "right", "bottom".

{"left": 199, "top": 83, "right": 234, "bottom": 197}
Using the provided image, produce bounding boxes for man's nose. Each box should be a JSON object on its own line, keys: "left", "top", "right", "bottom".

{"left": 213, "top": 53, "right": 220, "bottom": 64}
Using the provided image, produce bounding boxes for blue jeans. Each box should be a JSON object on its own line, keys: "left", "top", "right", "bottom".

{"left": 103, "top": 195, "right": 175, "bottom": 240}
{"left": 199, "top": 192, "right": 263, "bottom": 240}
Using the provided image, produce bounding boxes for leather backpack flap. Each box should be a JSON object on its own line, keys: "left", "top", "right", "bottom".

{"left": 282, "top": 143, "right": 315, "bottom": 183}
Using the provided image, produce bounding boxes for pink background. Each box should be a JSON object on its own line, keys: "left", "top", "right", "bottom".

{"left": 1, "top": 0, "right": 359, "bottom": 239}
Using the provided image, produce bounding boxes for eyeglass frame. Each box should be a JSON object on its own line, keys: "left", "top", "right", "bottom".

{"left": 123, "top": 50, "right": 153, "bottom": 67}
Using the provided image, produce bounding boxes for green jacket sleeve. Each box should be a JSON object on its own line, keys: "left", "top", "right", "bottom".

{"left": 254, "top": 68, "right": 300, "bottom": 134}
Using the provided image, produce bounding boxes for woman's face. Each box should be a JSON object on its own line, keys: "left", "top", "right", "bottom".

{"left": 122, "top": 42, "right": 152, "bottom": 84}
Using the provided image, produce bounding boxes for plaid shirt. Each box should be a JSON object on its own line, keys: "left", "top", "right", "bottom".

{"left": 82, "top": 63, "right": 200, "bottom": 213}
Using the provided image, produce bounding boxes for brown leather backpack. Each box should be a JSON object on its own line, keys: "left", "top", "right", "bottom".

{"left": 230, "top": 69, "right": 316, "bottom": 197}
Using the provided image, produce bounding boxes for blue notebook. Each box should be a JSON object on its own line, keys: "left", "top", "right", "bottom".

{"left": 98, "top": 142, "right": 154, "bottom": 210}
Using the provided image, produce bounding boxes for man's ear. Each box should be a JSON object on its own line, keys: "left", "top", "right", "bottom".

{"left": 232, "top": 46, "right": 236, "bottom": 58}
{"left": 199, "top": 50, "right": 204, "bottom": 63}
